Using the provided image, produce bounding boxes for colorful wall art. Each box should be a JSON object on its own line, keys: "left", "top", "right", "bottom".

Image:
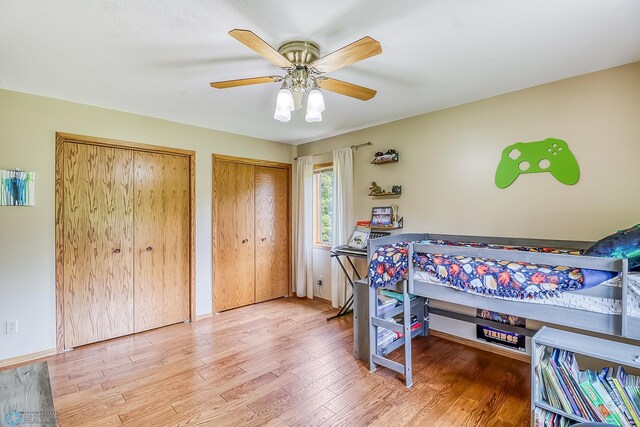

{"left": 495, "top": 138, "right": 580, "bottom": 188}
{"left": 1, "top": 169, "right": 35, "bottom": 206}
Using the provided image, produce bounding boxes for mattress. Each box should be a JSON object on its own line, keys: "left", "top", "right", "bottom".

{"left": 413, "top": 269, "right": 640, "bottom": 317}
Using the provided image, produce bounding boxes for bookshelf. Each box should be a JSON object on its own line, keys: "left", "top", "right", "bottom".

{"left": 532, "top": 326, "right": 640, "bottom": 426}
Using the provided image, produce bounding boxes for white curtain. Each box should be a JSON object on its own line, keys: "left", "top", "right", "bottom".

{"left": 294, "top": 156, "right": 314, "bottom": 298}
{"left": 331, "top": 147, "right": 354, "bottom": 308}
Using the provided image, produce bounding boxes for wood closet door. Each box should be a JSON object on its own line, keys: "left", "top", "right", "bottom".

{"left": 162, "top": 154, "right": 190, "bottom": 325}
{"left": 134, "top": 152, "right": 190, "bottom": 332}
{"left": 63, "top": 143, "right": 134, "bottom": 348}
{"left": 213, "top": 161, "right": 255, "bottom": 312}
{"left": 254, "top": 166, "right": 289, "bottom": 302}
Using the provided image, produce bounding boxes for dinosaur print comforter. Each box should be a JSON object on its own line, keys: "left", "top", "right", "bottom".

{"left": 368, "top": 240, "right": 616, "bottom": 299}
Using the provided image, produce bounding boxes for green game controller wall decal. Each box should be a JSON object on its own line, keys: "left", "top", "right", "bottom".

{"left": 495, "top": 138, "right": 580, "bottom": 189}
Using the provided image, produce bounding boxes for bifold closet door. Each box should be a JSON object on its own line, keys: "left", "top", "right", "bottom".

{"left": 162, "top": 154, "right": 191, "bottom": 325}
{"left": 134, "top": 152, "right": 190, "bottom": 332}
{"left": 254, "top": 166, "right": 289, "bottom": 302}
{"left": 63, "top": 143, "right": 134, "bottom": 348}
{"left": 213, "top": 161, "right": 255, "bottom": 312}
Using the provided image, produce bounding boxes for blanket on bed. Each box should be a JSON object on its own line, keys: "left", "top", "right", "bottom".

{"left": 368, "top": 240, "right": 616, "bottom": 299}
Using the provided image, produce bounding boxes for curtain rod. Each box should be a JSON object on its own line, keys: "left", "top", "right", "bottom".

{"left": 294, "top": 141, "right": 372, "bottom": 161}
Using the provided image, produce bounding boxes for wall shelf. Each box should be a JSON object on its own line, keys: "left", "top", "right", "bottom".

{"left": 371, "top": 217, "right": 403, "bottom": 232}
{"left": 371, "top": 157, "right": 399, "bottom": 165}
{"left": 371, "top": 150, "right": 399, "bottom": 165}
{"left": 368, "top": 192, "right": 401, "bottom": 198}
{"left": 371, "top": 226, "right": 403, "bottom": 231}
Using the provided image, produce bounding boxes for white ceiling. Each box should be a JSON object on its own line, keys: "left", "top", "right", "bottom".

{"left": 1, "top": 1, "right": 639, "bottom": 144}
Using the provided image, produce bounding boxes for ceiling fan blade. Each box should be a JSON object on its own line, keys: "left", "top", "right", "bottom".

{"left": 229, "top": 29, "right": 292, "bottom": 68}
{"left": 317, "top": 77, "right": 377, "bottom": 101}
{"left": 310, "top": 36, "right": 382, "bottom": 73}
{"left": 210, "top": 76, "right": 280, "bottom": 89}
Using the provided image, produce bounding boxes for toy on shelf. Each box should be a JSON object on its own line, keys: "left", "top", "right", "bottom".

{"left": 368, "top": 182, "right": 402, "bottom": 197}
{"left": 369, "top": 181, "right": 384, "bottom": 195}
{"left": 392, "top": 204, "right": 399, "bottom": 224}
{"left": 371, "top": 149, "right": 399, "bottom": 164}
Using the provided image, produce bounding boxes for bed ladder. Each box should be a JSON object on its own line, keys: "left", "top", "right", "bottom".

{"left": 368, "top": 279, "right": 429, "bottom": 387}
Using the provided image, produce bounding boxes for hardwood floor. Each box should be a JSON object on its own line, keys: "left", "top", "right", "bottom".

{"left": 8, "top": 298, "right": 531, "bottom": 426}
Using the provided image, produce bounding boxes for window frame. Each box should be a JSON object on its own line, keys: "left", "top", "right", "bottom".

{"left": 312, "top": 162, "right": 333, "bottom": 249}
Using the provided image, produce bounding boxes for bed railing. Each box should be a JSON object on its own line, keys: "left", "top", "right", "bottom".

{"left": 367, "top": 233, "right": 428, "bottom": 263}
{"left": 426, "top": 233, "right": 594, "bottom": 250}
{"left": 409, "top": 237, "right": 631, "bottom": 338}
{"left": 411, "top": 242, "right": 624, "bottom": 272}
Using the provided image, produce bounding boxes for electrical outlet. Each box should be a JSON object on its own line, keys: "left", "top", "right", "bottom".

{"left": 317, "top": 276, "right": 324, "bottom": 286}
{"left": 6, "top": 320, "right": 17, "bottom": 334}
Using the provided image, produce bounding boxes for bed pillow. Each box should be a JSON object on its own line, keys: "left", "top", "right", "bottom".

{"left": 584, "top": 224, "right": 640, "bottom": 269}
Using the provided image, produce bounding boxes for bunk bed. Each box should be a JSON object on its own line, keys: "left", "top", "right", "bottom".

{"left": 367, "top": 233, "right": 640, "bottom": 387}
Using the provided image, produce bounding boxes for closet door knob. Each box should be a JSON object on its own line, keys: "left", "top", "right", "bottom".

{"left": 146, "top": 246, "right": 153, "bottom": 251}
{"left": 261, "top": 238, "right": 267, "bottom": 242}
{"left": 242, "top": 239, "right": 248, "bottom": 244}
{"left": 113, "top": 249, "right": 121, "bottom": 254}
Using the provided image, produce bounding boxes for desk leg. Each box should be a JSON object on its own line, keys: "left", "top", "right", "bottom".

{"left": 344, "top": 256, "right": 362, "bottom": 280}
{"left": 327, "top": 254, "right": 355, "bottom": 321}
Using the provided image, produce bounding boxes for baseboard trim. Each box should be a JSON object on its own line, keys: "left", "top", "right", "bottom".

{"left": 430, "top": 330, "right": 530, "bottom": 363}
{"left": 314, "top": 296, "right": 333, "bottom": 306}
{"left": 289, "top": 293, "right": 334, "bottom": 306}
{"left": 0, "top": 348, "right": 57, "bottom": 370}
{"left": 196, "top": 313, "right": 213, "bottom": 321}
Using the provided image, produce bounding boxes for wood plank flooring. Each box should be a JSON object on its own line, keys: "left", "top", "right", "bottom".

{"left": 4, "top": 298, "right": 531, "bottom": 426}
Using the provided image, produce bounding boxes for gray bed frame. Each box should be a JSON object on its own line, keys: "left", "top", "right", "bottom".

{"left": 367, "top": 232, "right": 638, "bottom": 387}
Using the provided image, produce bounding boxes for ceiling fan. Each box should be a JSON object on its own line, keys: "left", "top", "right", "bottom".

{"left": 210, "top": 29, "right": 382, "bottom": 123}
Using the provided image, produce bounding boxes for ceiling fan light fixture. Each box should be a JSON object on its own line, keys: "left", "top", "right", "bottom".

{"left": 214, "top": 30, "right": 381, "bottom": 124}
{"left": 274, "top": 83, "right": 294, "bottom": 122}
{"left": 305, "top": 110, "right": 322, "bottom": 123}
{"left": 306, "top": 88, "right": 325, "bottom": 113}
{"left": 275, "top": 87, "right": 295, "bottom": 112}
{"left": 274, "top": 106, "right": 291, "bottom": 122}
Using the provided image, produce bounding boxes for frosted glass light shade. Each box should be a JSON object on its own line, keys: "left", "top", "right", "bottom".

{"left": 306, "top": 89, "right": 325, "bottom": 113}
{"left": 275, "top": 88, "right": 294, "bottom": 112}
{"left": 305, "top": 110, "right": 322, "bottom": 123}
{"left": 274, "top": 106, "right": 291, "bottom": 122}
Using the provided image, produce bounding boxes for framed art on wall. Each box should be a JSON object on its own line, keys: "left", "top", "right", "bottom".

{"left": 0, "top": 169, "right": 35, "bottom": 206}
{"left": 371, "top": 206, "right": 393, "bottom": 227}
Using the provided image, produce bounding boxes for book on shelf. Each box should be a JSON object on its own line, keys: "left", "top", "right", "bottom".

{"left": 390, "top": 313, "right": 421, "bottom": 339}
{"left": 608, "top": 367, "right": 640, "bottom": 426}
{"left": 380, "top": 289, "right": 416, "bottom": 302}
{"left": 536, "top": 345, "right": 640, "bottom": 427}
{"left": 376, "top": 313, "right": 422, "bottom": 349}
{"left": 534, "top": 408, "right": 573, "bottom": 427}
{"left": 562, "top": 350, "right": 603, "bottom": 421}
{"left": 590, "top": 369, "right": 630, "bottom": 427}
{"left": 578, "top": 370, "right": 623, "bottom": 425}
{"left": 600, "top": 367, "right": 630, "bottom": 423}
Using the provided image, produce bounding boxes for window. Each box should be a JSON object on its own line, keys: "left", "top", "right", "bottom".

{"left": 313, "top": 164, "right": 333, "bottom": 247}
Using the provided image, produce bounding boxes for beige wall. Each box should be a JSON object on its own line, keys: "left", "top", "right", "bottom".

{"left": 0, "top": 89, "right": 295, "bottom": 360}
{"left": 298, "top": 62, "right": 640, "bottom": 351}
{"left": 299, "top": 62, "right": 640, "bottom": 240}
{"left": 1, "top": 61, "right": 638, "bottom": 361}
